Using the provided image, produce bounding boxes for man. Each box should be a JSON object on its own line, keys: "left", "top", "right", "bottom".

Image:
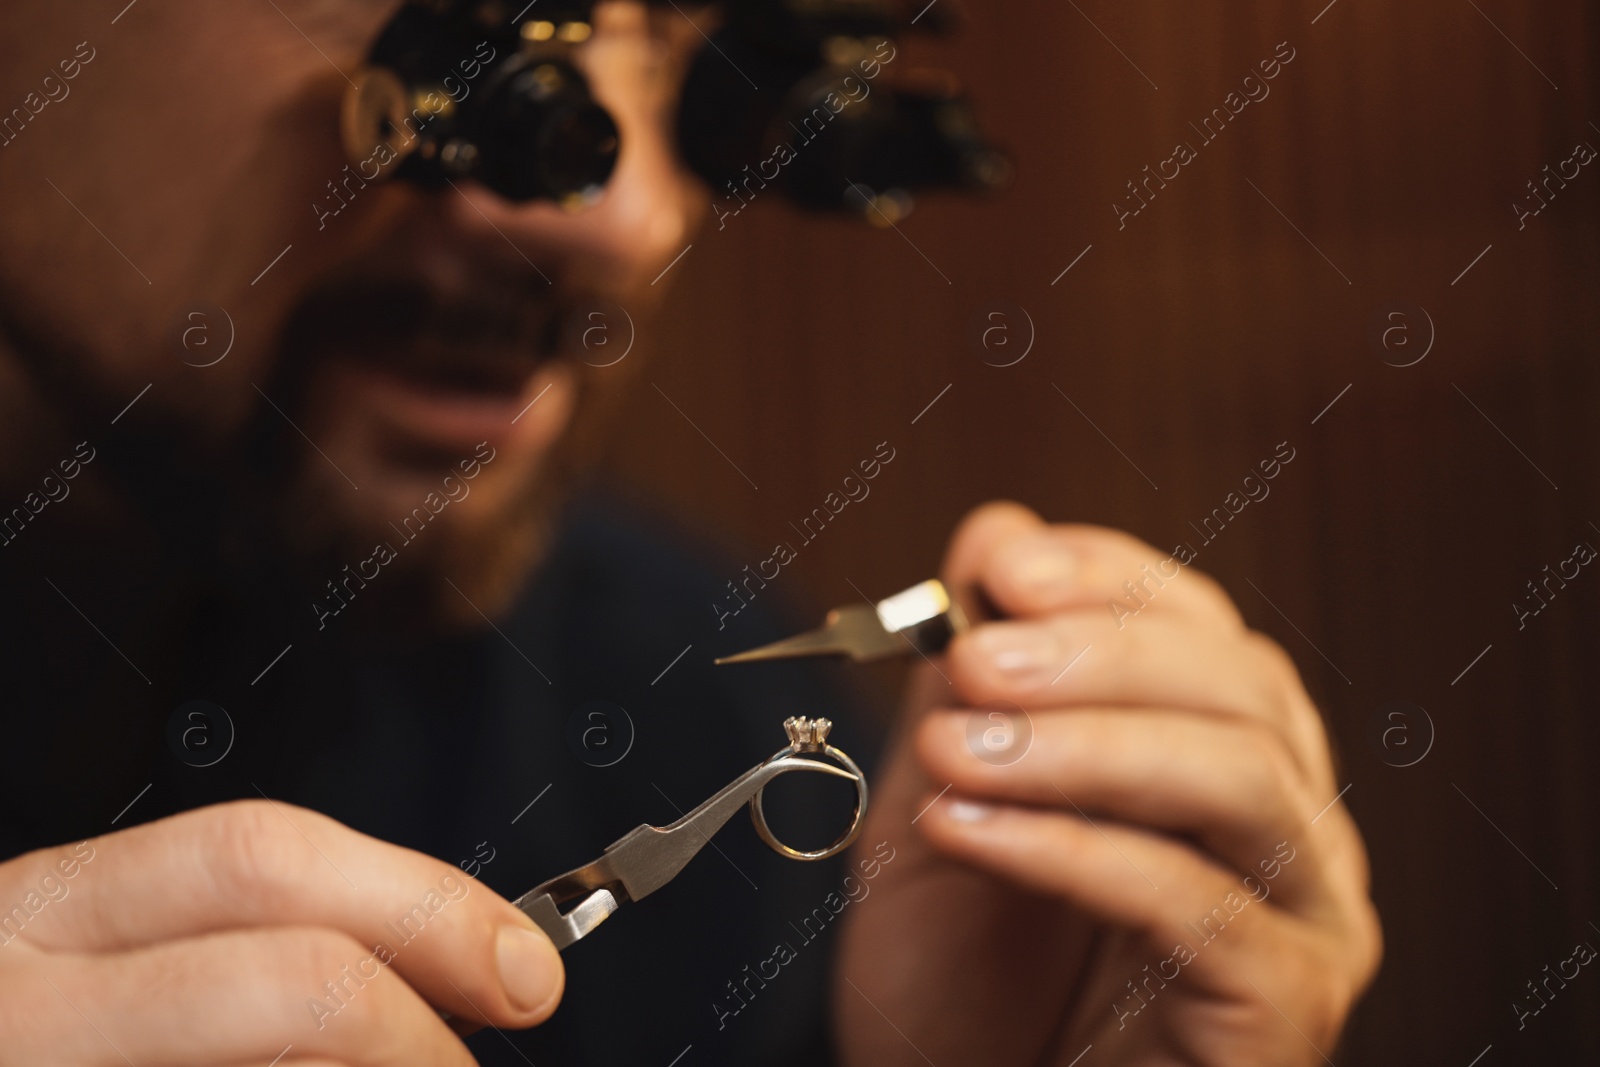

{"left": 0, "top": 1, "right": 1380, "bottom": 1063}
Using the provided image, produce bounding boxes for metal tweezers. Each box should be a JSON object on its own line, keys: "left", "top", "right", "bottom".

{"left": 512, "top": 579, "right": 958, "bottom": 951}
{"left": 715, "top": 578, "right": 968, "bottom": 665}
{"left": 513, "top": 717, "right": 866, "bottom": 951}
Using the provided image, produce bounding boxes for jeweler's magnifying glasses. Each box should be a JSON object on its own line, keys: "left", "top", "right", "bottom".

{"left": 342, "top": 0, "right": 1010, "bottom": 220}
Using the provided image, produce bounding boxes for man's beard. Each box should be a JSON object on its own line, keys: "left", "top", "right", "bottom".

{"left": 239, "top": 306, "right": 579, "bottom": 636}
{"left": 0, "top": 275, "right": 583, "bottom": 640}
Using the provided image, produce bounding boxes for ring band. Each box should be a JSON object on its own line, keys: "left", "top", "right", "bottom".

{"left": 749, "top": 742, "right": 869, "bottom": 861}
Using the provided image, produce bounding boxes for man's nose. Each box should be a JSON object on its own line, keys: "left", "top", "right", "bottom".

{"left": 443, "top": 141, "right": 700, "bottom": 300}
{"left": 435, "top": 10, "right": 706, "bottom": 299}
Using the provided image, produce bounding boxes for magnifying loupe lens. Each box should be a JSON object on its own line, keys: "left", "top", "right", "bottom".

{"left": 479, "top": 60, "right": 620, "bottom": 201}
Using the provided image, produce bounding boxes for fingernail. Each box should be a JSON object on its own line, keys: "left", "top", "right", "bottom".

{"left": 1004, "top": 537, "right": 1077, "bottom": 599}
{"left": 974, "top": 623, "right": 1060, "bottom": 682}
{"left": 496, "top": 925, "right": 563, "bottom": 1016}
{"left": 947, "top": 799, "right": 994, "bottom": 823}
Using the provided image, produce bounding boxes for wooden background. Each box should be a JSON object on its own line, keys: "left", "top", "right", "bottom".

{"left": 599, "top": 2, "right": 1600, "bottom": 1061}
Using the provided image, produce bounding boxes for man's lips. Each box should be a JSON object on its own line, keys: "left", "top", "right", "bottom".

{"left": 276, "top": 263, "right": 577, "bottom": 461}
{"left": 320, "top": 355, "right": 557, "bottom": 456}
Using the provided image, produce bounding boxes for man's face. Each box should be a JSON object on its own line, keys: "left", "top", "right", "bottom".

{"left": 0, "top": 1, "right": 704, "bottom": 616}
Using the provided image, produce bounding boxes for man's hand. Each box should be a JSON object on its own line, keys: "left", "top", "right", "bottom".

{"left": 836, "top": 503, "right": 1381, "bottom": 1066}
{"left": 0, "top": 800, "right": 564, "bottom": 1066}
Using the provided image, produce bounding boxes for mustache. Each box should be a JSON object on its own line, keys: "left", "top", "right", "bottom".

{"left": 279, "top": 274, "right": 569, "bottom": 362}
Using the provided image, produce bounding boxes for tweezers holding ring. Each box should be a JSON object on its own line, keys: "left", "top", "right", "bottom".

{"left": 515, "top": 716, "right": 867, "bottom": 950}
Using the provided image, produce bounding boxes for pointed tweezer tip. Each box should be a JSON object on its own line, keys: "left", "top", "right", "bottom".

{"left": 714, "top": 632, "right": 848, "bottom": 665}
{"left": 712, "top": 647, "right": 813, "bottom": 665}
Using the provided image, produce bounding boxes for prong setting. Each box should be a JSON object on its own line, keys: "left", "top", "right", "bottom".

{"left": 783, "top": 715, "right": 833, "bottom": 752}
